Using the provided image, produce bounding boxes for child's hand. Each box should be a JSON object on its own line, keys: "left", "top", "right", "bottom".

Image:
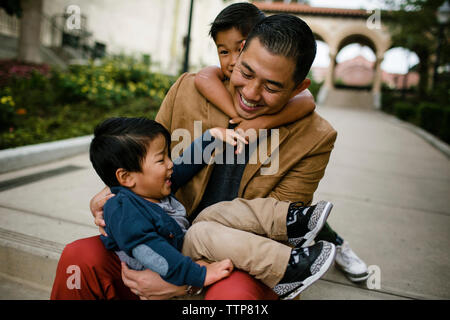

{"left": 203, "top": 259, "right": 234, "bottom": 286}
{"left": 233, "top": 117, "right": 269, "bottom": 133}
{"left": 209, "top": 127, "right": 248, "bottom": 154}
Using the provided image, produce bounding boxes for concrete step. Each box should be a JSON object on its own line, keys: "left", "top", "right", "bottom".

{"left": 321, "top": 88, "right": 374, "bottom": 109}
{"left": 0, "top": 153, "right": 100, "bottom": 298}
{"left": 0, "top": 33, "right": 67, "bottom": 68}
{"left": 0, "top": 273, "right": 50, "bottom": 300}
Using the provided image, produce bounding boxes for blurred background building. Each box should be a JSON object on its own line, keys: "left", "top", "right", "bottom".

{"left": 0, "top": 0, "right": 437, "bottom": 108}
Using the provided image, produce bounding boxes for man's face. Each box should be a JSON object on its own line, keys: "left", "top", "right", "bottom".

{"left": 215, "top": 28, "right": 246, "bottom": 79}
{"left": 230, "top": 38, "right": 303, "bottom": 120}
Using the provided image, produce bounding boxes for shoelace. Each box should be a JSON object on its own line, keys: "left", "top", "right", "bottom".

{"left": 339, "top": 244, "right": 359, "bottom": 264}
{"left": 289, "top": 247, "right": 310, "bottom": 266}
{"left": 287, "top": 201, "right": 306, "bottom": 223}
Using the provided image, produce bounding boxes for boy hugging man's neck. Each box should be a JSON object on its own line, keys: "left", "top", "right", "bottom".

{"left": 194, "top": 2, "right": 316, "bottom": 133}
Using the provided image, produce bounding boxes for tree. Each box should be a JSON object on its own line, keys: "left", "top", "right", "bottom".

{"left": 382, "top": 0, "right": 449, "bottom": 97}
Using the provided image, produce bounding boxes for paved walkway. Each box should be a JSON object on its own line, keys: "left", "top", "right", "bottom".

{"left": 0, "top": 105, "right": 449, "bottom": 300}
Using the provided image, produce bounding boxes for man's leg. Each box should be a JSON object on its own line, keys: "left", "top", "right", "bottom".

{"left": 204, "top": 270, "right": 278, "bottom": 300}
{"left": 183, "top": 221, "right": 291, "bottom": 288}
{"left": 50, "top": 235, "right": 138, "bottom": 300}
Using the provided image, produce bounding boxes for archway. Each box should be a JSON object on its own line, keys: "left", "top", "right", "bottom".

{"left": 381, "top": 47, "right": 420, "bottom": 90}
{"left": 333, "top": 34, "right": 377, "bottom": 90}
{"left": 334, "top": 43, "right": 376, "bottom": 90}
{"left": 310, "top": 37, "right": 330, "bottom": 99}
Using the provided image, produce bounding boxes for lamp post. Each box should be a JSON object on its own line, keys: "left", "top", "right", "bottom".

{"left": 433, "top": 1, "right": 450, "bottom": 88}
{"left": 182, "top": 0, "right": 194, "bottom": 73}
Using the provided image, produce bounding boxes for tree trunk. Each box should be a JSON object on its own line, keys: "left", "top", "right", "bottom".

{"left": 17, "top": 0, "right": 43, "bottom": 64}
{"left": 416, "top": 50, "right": 429, "bottom": 98}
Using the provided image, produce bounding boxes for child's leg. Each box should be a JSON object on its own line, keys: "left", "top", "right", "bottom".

{"left": 193, "top": 198, "right": 290, "bottom": 242}
{"left": 182, "top": 220, "right": 291, "bottom": 288}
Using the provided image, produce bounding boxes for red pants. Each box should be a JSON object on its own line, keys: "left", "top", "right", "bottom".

{"left": 50, "top": 236, "right": 278, "bottom": 300}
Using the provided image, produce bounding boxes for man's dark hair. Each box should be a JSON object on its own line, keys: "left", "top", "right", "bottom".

{"left": 243, "top": 14, "right": 317, "bottom": 85}
{"left": 89, "top": 117, "right": 171, "bottom": 187}
{"left": 209, "top": 2, "right": 265, "bottom": 42}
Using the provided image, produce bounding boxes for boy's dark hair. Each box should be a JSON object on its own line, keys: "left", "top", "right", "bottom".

{"left": 243, "top": 14, "right": 317, "bottom": 85}
{"left": 89, "top": 117, "right": 171, "bottom": 187}
{"left": 209, "top": 2, "right": 265, "bottom": 41}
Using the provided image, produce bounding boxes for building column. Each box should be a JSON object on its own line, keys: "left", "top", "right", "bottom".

{"left": 18, "top": 0, "right": 43, "bottom": 64}
{"left": 372, "top": 55, "right": 384, "bottom": 109}
{"left": 324, "top": 50, "right": 337, "bottom": 89}
{"left": 317, "top": 49, "right": 337, "bottom": 106}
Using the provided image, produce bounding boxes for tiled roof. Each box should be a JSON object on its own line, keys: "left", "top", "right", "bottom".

{"left": 252, "top": 2, "right": 369, "bottom": 17}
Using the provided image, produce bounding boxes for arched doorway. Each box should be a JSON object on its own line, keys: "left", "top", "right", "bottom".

{"left": 381, "top": 47, "right": 420, "bottom": 90}
{"left": 333, "top": 35, "right": 377, "bottom": 90}
{"left": 310, "top": 36, "right": 330, "bottom": 99}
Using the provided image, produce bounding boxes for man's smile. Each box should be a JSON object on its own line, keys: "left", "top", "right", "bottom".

{"left": 238, "top": 91, "right": 263, "bottom": 112}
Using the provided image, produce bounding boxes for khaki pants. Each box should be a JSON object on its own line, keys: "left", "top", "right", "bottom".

{"left": 182, "top": 198, "right": 292, "bottom": 288}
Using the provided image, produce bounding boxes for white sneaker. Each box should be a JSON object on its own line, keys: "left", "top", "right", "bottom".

{"left": 335, "top": 241, "right": 369, "bottom": 282}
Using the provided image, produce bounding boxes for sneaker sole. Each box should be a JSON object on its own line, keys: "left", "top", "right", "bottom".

{"left": 289, "top": 201, "right": 333, "bottom": 248}
{"left": 347, "top": 273, "right": 370, "bottom": 282}
{"left": 280, "top": 242, "right": 336, "bottom": 300}
{"left": 335, "top": 265, "right": 370, "bottom": 282}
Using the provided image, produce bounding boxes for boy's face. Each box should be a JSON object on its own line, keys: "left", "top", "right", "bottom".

{"left": 129, "top": 134, "right": 173, "bottom": 203}
{"left": 229, "top": 37, "right": 305, "bottom": 120}
{"left": 215, "top": 27, "right": 246, "bottom": 79}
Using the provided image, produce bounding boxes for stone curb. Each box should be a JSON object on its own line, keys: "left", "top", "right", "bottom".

{"left": 0, "top": 135, "right": 93, "bottom": 174}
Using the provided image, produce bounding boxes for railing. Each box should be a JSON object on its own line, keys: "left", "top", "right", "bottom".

{"left": 0, "top": 8, "right": 105, "bottom": 60}
{"left": 0, "top": 8, "right": 20, "bottom": 37}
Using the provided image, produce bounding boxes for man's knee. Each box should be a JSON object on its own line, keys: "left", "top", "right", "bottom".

{"left": 204, "top": 270, "right": 278, "bottom": 300}
{"left": 51, "top": 235, "right": 122, "bottom": 300}
{"left": 61, "top": 236, "right": 111, "bottom": 269}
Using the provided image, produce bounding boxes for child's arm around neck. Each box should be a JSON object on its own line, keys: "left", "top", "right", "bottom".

{"left": 194, "top": 66, "right": 239, "bottom": 119}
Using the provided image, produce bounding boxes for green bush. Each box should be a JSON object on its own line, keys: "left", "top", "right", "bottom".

{"left": 393, "top": 101, "right": 417, "bottom": 122}
{"left": 417, "top": 103, "right": 450, "bottom": 143}
{"left": 306, "top": 71, "right": 322, "bottom": 99}
{"left": 381, "top": 90, "right": 396, "bottom": 114}
{"left": 0, "top": 55, "right": 176, "bottom": 149}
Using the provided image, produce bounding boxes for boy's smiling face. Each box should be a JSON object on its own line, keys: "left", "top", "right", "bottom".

{"left": 127, "top": 134, "right": 173, "bottom": 203}
{"left": 215, "top": 27, "right": 246, "bottom": 79}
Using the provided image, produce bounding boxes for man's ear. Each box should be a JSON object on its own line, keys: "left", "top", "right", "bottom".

{"left": 115, "top": 168, "right": 135, "bottom": 188}
{"left": 291, "top": 78, "right": 311, "bottom": 99}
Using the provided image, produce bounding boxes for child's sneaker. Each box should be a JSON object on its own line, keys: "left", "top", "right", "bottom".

{"left": 286, "top": 200, "right": 333, "bottom": 248}
{"left": 335, "top": 241, "right": 369, "bottom": 282}
{"left": 274, "top": 241, "right": 336, "bottom": 300}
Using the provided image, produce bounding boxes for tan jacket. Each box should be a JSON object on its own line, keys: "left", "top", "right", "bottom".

{"left": 155, "top": 73, "right": 337, "bottom": 216}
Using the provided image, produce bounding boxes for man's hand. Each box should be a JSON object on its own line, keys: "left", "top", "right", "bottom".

{"left": 203, "top": 259, "right": 234, "bottom": 286}
{"left": 121, "top": 262, "right": 187, "bottom": 300}
{"left": 90, "top": 186, "right": 115, "bottom": 236}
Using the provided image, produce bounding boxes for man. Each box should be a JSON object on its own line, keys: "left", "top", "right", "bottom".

{"left": 51, "top": 14, "right": 337, "bottom": 300}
